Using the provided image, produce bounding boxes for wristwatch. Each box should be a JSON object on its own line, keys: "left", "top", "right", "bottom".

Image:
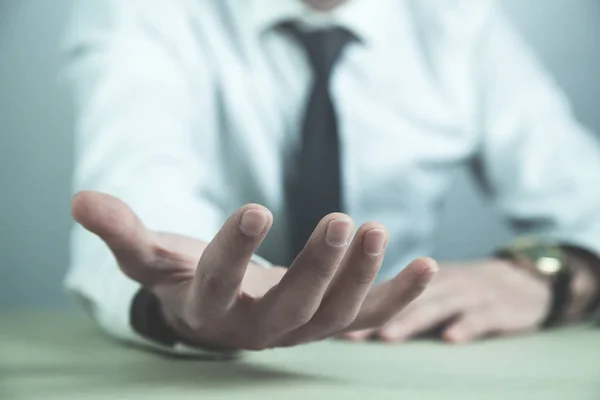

{"left": 496, "top": 238, "right": 572, "bottom": 328}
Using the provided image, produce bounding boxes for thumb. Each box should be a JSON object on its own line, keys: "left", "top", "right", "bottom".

{"left": 72, "top": 191, "right": 155, "bottom": 280}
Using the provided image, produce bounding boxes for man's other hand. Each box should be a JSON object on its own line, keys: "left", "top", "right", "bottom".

{"left": 342, "top": 260, "right": 551, "bottom": 344}
{"left": 71, "top": 191, "right": 437, "bottom": 351}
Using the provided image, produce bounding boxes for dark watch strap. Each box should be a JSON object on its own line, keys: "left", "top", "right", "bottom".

{"left": 543, "top": 268, "right": 571, "bottom": 328}
{"left": 130, "top": 288, "right": 180, "bottom": 346}
{"left": 562, "top": 245, "right": 600, "bottom": 317}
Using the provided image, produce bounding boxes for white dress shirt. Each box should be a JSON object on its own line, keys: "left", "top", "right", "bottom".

{"left": 64, "top": 0, "right": 600, "bottom": 355}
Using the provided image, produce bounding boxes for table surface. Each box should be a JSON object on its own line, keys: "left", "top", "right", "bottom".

{"left": 1, "top": 312, "right": 599, "bottom": 400}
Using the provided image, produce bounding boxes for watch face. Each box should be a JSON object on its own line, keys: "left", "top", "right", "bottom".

{"left": 536, "top": 256, "right": 563, "bottom": 275}
{"left": 510, "top": 238, "right": 566, "bottom": 276}
{"left": 516, "top": 242, "right": 566, "bottom": 276}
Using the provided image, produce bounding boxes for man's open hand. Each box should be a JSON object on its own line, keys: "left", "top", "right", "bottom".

{"left": 72, "top": 191, "right": 437, "bottom": 351}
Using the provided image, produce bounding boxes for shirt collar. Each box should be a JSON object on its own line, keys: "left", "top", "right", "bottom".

{"left": 250, "top": 0, "right": 304, "bottom": 34}
{"left": 249, "top": 0, "right": 403, "bottom": 46}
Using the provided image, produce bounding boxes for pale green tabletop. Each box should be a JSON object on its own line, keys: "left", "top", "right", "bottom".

{"left": 1, "top": 312, "right": 598, "bottom": 400}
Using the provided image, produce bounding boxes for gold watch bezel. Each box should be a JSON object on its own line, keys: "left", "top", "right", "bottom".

{"left": 501, "top": 238, "right": 567, "bottom": 278}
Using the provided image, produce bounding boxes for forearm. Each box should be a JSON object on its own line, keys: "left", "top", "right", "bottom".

{"left": 471, "top": 0, "right": 600, "bottom": 324}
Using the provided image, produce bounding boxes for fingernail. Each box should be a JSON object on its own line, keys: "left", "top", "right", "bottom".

{"left": 325, "top": 218, "right": 353, "bottom": 247}
{"left": 421, "top": 258, "right": 440, "bottom": 281}
{"left": 363, "top": 229, "right": 387, "bottom": 256}
{"left": 239, "top": 209, "right": 268, "bottom": 237}
{"left": 426, "top": 258, "right": 440, "bottom": 273}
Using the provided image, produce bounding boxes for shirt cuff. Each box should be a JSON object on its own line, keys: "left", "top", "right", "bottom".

{"left": 127, "top": 252, "right": 273, "bottom": 357}
{"left": 560, "top": 245, "right": 600, "bottom": 318}
{"left": 96, "top": 268, "right": 238, "bottom": 358}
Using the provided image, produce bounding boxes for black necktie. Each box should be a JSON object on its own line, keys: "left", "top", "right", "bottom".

{"left": 280, "top": 23, "right": 356, "bottom": 261}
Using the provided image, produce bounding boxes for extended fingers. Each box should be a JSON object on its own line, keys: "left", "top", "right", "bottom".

{"left": 280, "top": 223, "right": 387, "bottom": 344}
{"left": 256, "top": 214, "right": 354, "bottom": 336}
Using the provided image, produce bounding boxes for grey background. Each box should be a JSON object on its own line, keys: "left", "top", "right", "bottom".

{"left": 1, "top": 0, "right": 599, "bottom": 309}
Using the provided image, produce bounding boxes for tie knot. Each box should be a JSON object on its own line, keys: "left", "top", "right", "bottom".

{"left": 280, "top": 22, "right": 355, "bottom": 80}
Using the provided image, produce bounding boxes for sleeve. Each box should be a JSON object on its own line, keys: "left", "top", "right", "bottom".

{"left": 471, "top": 3, "right": 600, "bottom": 257}
{"left": 62, "top": 0, "right": 238, "bottom": 357}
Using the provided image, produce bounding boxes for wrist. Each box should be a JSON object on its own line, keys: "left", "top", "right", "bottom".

{"left": 130, "top": 288, "right": 181, "bottom": 346}
{"left": 490, "top": 257, "right": 553, "bottom": 308}
{"left": 159, "top": 304, "right": 239, "bottom": 353}
{"left": 487, "top": 258, "right": 553, "bottom": 310}
{"left": 131, "top": 288, "right": 238, "bottom": 354}
{"left": 495, "top": 239, "right": 572, "bottom": 328}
